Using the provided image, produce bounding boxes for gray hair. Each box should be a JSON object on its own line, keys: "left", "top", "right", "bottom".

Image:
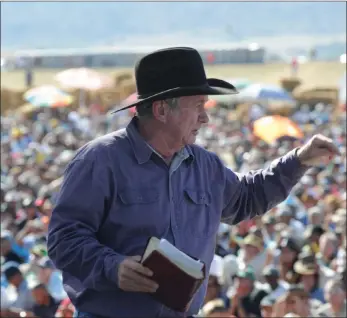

{"left": 136, "top": 98, "right": 179, "bottom": 119}
{"left": 324, "top": 279, "right": 344, "bottom": 295}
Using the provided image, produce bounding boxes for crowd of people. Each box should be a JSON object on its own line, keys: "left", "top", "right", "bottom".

{"left": 1, "top": 96, "right": 346, "bottom": 317}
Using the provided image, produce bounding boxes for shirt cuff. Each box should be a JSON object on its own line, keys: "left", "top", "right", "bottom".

{"left": 284, "top": 147, "right": 310, "bottom": 179}
{"left": 104, "top": 254, "right": 127, "bottom": 287}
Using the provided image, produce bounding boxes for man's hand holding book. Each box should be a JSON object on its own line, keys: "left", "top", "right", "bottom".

{"left": 118, "top": 255, "right": 159, "bottom": 293}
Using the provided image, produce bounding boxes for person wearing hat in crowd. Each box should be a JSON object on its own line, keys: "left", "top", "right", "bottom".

{"left": 293, "top": 252, "right": 325, "bottom": 303}
{"left": 261, "top": 265, "right": 280, "bottom": 293}
{"left": 264, "top": 236, "right": 302, "bottom": 300}
{"left": 47, "top": 46, "right": 340, "bottom": 317}
{"left": 234, "top": 233, "right": 267, "bottom": 282}
{"left": 227, "top": 267, "right": 268, "bottom": 317}
{"left": 277, "top": 236, "right": 301, "bottom": 283}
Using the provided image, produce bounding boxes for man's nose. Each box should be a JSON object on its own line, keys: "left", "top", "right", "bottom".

{"left": 200, "top": 110, "right": 209, "bottom": 124}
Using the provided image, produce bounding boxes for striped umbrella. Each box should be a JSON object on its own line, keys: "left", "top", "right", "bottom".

{"left": 24, "top": 85, "right": 73, "bottom": 108}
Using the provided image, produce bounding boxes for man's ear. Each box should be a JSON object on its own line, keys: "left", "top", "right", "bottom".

{"left": 152, "top": 100, "right": 168, "bottom": 122}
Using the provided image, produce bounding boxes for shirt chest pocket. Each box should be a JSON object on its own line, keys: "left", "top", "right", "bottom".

{"left": 181, "top": 189, "right": 217, "bottom": 238}
{"left": 116, "top": 188, "right": 161, "bottom": 231}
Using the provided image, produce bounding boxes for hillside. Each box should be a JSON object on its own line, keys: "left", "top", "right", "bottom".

{"left": 1, "top": 2, "right": 346, "bottom": 50}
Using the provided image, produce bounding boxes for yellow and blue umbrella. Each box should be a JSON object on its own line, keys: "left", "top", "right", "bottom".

{"left": 24, "top": 85, "right": 73, "bottom": 108}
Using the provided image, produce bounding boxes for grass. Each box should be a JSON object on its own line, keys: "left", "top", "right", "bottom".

{"left": 1, "top": 61, "right": 345, "bottom": 91}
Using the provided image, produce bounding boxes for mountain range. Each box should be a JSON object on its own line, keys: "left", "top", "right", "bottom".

{"left": 1, "top": 2, "right": 346, "bottom": 56}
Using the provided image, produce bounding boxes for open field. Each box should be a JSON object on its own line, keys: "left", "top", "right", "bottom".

{"left": 1, "top": 61, "right": 345, "bottom": 91}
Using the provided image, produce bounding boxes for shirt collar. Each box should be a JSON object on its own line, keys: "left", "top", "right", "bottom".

{"left": 126, "top": 117, "right": 194, "bottom": 165}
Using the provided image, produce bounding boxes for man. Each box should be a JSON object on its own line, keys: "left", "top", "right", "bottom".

{"left": 227, "top": 267, "right": 268, "bottom": 317}
{"left": 315, "top": 279, "right": 346, "bottom": 317}
{"left": 228, "top": 233, "right": 267, "bottom": 282}
{"left": 47, "top": 47, "right": 339, "bottom": 318}
{"left": 261, "top": 265, "right": 280, "bottom": 293}
{"left": 2, "top": 264, "right": 34, "bottom": 311}
{"left": 31, "top": 283, "right": 61, "bottom": 318}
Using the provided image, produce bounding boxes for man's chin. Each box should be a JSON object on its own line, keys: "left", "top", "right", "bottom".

{"left": 186, "top": 135, "right": 197, "bottom": 145}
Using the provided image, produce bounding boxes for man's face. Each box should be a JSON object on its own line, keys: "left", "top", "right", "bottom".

{"left": 235, "top": 277, "right": 253, "bottom": 296}
{"left": 165, "top": 95, "right": 209, "bottom": 146}
{"left": 32, "top": 287, "right": 48, "bottom": 305}
{"left": 265, "top": 275, "right": 278, "bottom": 289}
{"left": 279, "top": 246, "right": 297, "bottom": 264}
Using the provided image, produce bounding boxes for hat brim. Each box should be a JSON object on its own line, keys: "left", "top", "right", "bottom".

{"left": 294, "top": 261, "right": 316, "bottom": 275}
{"left": 112, "top": 78, "right": 238, "bottom": 113}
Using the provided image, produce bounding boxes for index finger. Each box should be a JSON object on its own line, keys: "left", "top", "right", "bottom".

{"left": 126, "top": 259, "right": 153, "bottom": 277}
{"left": 316, "top": 136, "right": 341, "bottom": 155}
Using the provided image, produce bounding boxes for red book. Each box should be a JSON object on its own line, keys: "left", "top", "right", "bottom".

{"left": 141, "top": 237, "right": 205, "bottom": 313}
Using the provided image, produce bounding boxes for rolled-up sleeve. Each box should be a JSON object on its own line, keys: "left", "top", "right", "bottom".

{"left": 47, "top": 152, "right": 126, "bottom": 292}
{"left": 221, "top": 148, "right": 308, "bottom": 224}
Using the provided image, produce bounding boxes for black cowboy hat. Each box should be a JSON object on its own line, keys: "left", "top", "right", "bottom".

{"left": 113, "top": 47, "right": 238, "bottom": 113}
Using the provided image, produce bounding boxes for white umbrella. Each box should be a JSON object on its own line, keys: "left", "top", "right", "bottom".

{"left": 55, "top": 68, "right": 113, "bottom": 91}
{"left": 55, "top": 68, "right": 114, "bottom": 109}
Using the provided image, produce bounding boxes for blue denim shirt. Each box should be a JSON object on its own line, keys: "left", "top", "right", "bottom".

{"left": 48, "top": 117, "right": 307, "bottom": 317}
